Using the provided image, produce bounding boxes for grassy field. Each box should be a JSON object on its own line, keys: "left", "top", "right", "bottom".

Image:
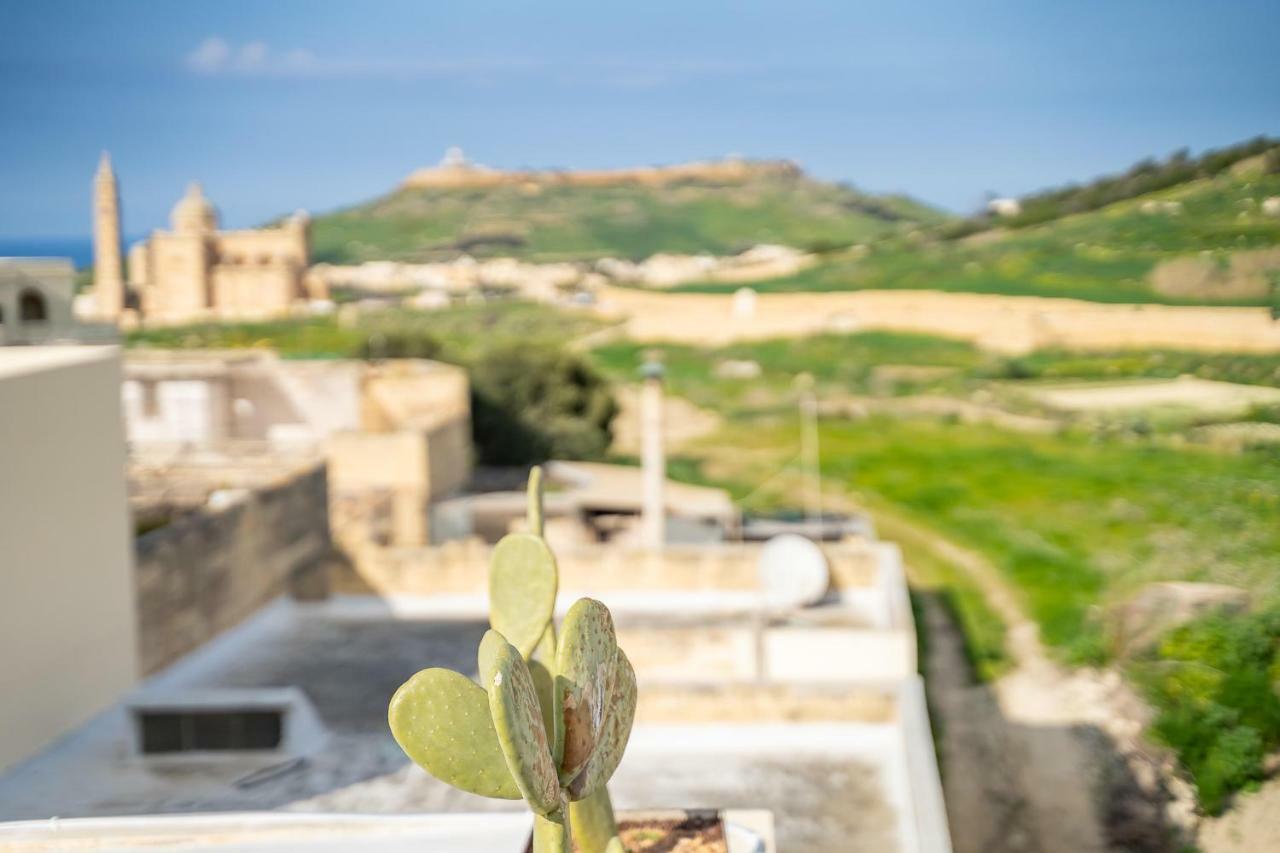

{"left": 309, "top": 174, "right": 945, "bottom": 263}
{"left": 598, "top": 328, "right": 1280, "bottom": 812}
{"left": 127, "top": 302, "right": 606, "bottom": 361}
{"left": 590, "top": 332, "right": 1280, "bottom": 420}
{"left": 672, "top": 169, "right": 1280, "bottom": 306}
{"left": 820, "top": 419, "right": 1280, "bottom": 659}
{"left": 591, "top": 331, "right": 983, "bottom": 415}
{"left": 590, "top": 331, "right": 1280, "bottom": 667}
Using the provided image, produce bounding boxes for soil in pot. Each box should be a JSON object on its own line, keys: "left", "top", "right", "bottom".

{"left": 523, "top": 811, "right": 728, "bottom": 853}
{"left": 616, "top": 812, "right": 727, "bottom": 852}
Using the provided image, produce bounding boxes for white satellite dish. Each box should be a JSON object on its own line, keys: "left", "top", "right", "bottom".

{"left": 757, "top": 533, "right": 829, "bottom": 609}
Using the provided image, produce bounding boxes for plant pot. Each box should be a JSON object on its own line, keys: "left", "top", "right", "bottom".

{"left": 523, "top": 808, "right": 771, "bottom": 853}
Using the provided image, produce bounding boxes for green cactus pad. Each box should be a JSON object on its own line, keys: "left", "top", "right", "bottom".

{"left": 533, "top": 807, "right": 571, "bottom": 853}
{"left": 481, "top": 630, "right": 561, "bottom": 816}
{"left": 555, "top": 598, "right": 620, "bottom": 782}
{"left": 534, "top": 622, "right": 557, "bottom": 664}
{"left": 569, "top": 788, "right": 620, "bottom": 853}
{"left": 527, "top": 658, "right": 564, "bottom": 764}
{"left": 489, "top": 533, "right": 558, "bottom": 659}
{"left": 527, "top": 465, "right": 545, "bottom": 536}
{"left": 566, "top": 647, "right": 636, "bottom": 800}
{"left": 387, "top": 668, "right": 521, "bottom": 800}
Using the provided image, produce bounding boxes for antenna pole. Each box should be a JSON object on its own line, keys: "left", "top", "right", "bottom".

{"left": 796, "top": 373, "right": 821, "bottom": 529}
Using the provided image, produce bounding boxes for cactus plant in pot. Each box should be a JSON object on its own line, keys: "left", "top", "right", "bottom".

{"left": 388, "top": 468, "right": 634, "bottom": 853}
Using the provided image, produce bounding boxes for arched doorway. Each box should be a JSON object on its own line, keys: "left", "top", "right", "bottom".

{"left": 19, "top": 289, "right": 47, "bottom": 323}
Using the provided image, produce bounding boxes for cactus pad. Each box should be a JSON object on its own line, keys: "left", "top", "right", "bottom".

{"left": 481, "top": 630, "right": 561, "bottom": 816}
{"left": 566, "top": 647, "right": 636, "bottom": 800}
{"left": 569, "top": 788, "right": 621, "bottom": 852}
{"left": 489, "top": 533, "right": 558, "bottom": 659}
{"left": 387, "top": 668, "right": 520, "bottom": 800}
{"left": 555, "top": 598, "right": 620, "bottom": 782}
{"left": 527, "top": 465, "right": 545, "bottom": 536}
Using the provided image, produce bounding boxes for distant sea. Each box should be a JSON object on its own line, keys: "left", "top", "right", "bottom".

{"left": 0, "top": 236, "right": 144, "bottom": 269}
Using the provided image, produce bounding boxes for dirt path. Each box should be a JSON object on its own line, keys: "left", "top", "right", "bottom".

{"left": 691, "top": 442, "right": 1195, "bottom": 851}
{"left": 883, "top": 509, "right": 1195, "bottom": 853}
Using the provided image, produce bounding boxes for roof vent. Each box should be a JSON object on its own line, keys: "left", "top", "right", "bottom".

{"left": 125, "top": 688, "right": 326, "bottom": 758}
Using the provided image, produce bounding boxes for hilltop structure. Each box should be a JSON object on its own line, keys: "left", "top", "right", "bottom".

{"left": 401, "top": 147, "right": 801, "bottom": 190}
{"left": 91, "top": 155, "right": 324, "bottom": 324}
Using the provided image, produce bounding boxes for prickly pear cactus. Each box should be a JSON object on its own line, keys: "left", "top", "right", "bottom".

{"left": 390, "top": 472, "right": 634, "bottom": 853}
{"left": 489, "top": 532, "right": 558, "bottom": 659}
{"left": 387, "top": 668, "right": 521, "bottom": 800}
{"left": 566, "top": 646, "right": 636, "bottom": 800}
{"left": 480, "top": 630, "right": 562, "bottom": 816}
{"left": 556, "top": 598, "right": 620, "bottom": 781}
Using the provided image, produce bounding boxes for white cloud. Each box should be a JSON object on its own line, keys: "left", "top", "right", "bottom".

{"left": 183, "top": 37, "right": 324, "bottom": 78}
{"left": 185, "top": 37, "right": 232, "bottom": 74}
{"left": 181, "top": 37, "right": 747, "bottom": 87}
{"left": 236, "top": 41, "right": 268, "bottom": 72}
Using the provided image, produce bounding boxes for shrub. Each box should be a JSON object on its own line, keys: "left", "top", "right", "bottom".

{"left": 356, "top": 330, "right": 443, "bottom": 360}
{"left": 470, "top": 344, "right": 618, "bottom": 465}
{"left": 1137, "top": 606, "right": 1280, "bottom": 814}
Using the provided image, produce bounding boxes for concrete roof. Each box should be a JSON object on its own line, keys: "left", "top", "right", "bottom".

{"left": 0, "top": 598, "right": 927, "bottom": 851}
{"left": 0, "top": 345, "right": 118, "bottom": 380}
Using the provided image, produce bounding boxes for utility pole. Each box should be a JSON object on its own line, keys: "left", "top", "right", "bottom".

{"left": 795, "top": 372, "right": 822, "bottom": 529}
{"left": 640, "top": 352, "right": 666, "bottom": 550}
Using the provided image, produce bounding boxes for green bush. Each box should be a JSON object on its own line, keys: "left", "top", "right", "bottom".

{"left": 356, "top": 330, "right": 443, "bottom": 360}
{"left": 470, "top": 344, "right": 618, "bottom": 466}
{"left": 1137, "top": 606, "right": 1280, "bottom": 814}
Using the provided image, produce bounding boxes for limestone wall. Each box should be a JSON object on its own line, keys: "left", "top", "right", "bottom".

{"left": 134, "top": 464, "right": 331, "bottom": 674}
{"left": 600, "top": 286, "right": 1280, "bottom": 354}
{"left": 210, "top": 264, "right": 299, "bottom": 318}
{"left": 402, "top": 158, "right": 800, "bottom": 190}
{"left": 141, "top": 232, "right": 210, "bottom": 320}
{"left": 215, "top": 227, "right": 307, "bottom": 267}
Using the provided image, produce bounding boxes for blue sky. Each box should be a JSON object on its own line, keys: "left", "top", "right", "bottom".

{"left": 1, "top": 0, "right": 1277, "bottom": 239}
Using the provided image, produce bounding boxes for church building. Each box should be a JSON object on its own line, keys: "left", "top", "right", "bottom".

{"left": 92, "top": 154, "right": 322, "bottom": 323}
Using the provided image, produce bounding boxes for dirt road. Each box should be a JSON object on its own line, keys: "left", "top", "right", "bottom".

{"left": 883, "top": 511, "right": 1196, "bottom": 853}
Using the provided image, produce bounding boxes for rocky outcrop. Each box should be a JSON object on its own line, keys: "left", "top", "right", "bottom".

{"left": 1149, "top": 246, "right": 1280, "bottom": 301}
{"left": 1109, "top": 581, "right": 1251, "bottom": 656}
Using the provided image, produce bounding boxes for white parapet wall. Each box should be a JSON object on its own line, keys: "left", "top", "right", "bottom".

{"left": 0, "top": 346, "right": 138, "bottom": 773}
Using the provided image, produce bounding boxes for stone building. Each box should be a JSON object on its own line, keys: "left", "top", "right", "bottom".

{"left": 121, "top": 350, "right": 473, "bottom": 548}
{"left": 92, "top": 154, "right": 323, "bottom": 324}
{"left": 0, "top": 258, "right": 77, "bottom": 344}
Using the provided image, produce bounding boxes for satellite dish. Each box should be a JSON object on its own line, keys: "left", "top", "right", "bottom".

{"left": 758, "top": 534, "right": 829, "bottom": 609}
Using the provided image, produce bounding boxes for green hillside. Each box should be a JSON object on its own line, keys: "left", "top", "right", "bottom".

{"left": 675, "top": 155, "right": 1280, "bottom": 306}
{"left": 310, "top": 172, "right": 948, "bottom": 264}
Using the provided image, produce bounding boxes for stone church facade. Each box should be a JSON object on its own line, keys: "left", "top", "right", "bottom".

{"left": 93, "top": 154, "right": 322, "bottom": 324}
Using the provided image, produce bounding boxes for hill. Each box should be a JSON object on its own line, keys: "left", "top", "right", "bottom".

{"left": 955, "top": 135, "right": 1279, "bottom": 234}
{"left": 674, "top": 142, "right": 1280, "bottom": 306}
{"left": 309, "top": 155, "right": 948, "bottom": 264}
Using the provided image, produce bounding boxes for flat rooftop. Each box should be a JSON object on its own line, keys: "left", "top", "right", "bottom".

{"left": 0, "top": 596, "right": 944, "bottom": 852}
{"left": 0, "top": 345, "right": 117, "bottom": 380}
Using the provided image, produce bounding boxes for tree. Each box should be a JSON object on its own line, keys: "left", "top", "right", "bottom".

{"left": 469, "top": 343, "right": 618, "bottom": 465}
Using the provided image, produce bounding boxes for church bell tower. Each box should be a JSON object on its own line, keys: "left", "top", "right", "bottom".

{"left": 93, "top": 152, "right": 125, "bottom": 320}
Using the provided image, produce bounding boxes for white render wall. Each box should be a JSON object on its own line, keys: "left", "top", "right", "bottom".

{"left": 0, "top": 346, "right": 138, "bottom": 772}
